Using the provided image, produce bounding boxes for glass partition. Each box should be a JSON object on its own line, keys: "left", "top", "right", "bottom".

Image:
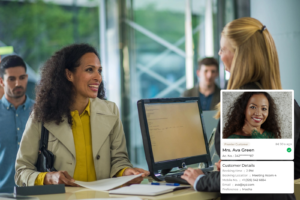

{"left": 122, "top": 0, "right": 220, "bottom": 167}
{"left": 0, "top": 0, "right": 100, "bottom": 98}
{"left": 0, "top": 0, "right": 249, "bottom": 169}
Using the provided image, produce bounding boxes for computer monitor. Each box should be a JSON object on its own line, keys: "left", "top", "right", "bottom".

{"left": 137, "top": 97, "right": 212, "bottom": 181}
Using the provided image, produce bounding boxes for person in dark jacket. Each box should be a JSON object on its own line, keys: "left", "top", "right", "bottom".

{"left": 181, "top": 17, "right": 297, "bottom": 200}
{"left": 182, "top": 57, "right": 220, "bottom": 110}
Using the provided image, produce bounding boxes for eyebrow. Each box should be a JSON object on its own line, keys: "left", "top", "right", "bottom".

{"left": 86, "top": 65, "right": 102, "bottom": 69}
{"left": 7, "top": 74, "right": 27, "bottom": 78}
{"left": 250, "top": 103, "right": 268, "bottom": 107}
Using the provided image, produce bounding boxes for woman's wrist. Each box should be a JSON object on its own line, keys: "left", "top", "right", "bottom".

{"left": 34, "top": 172, "right": 48, "bottom": 185}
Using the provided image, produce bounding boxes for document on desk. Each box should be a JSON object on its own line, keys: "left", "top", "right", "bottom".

{"left": 109, "top": 184, "right": 190, "bottom": 196}
{"left": 77, "top": 198, "right": 141, "bottom": 200}
{"left": 75, "top": 174, "right": 142, "bottom": 191}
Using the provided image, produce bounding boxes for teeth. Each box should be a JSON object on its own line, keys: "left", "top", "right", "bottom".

{"left": 89, "top": 85, "right": 98, "bottom": 88}
{"left": 253, "top": 118, "right": 262, "bottom": 121}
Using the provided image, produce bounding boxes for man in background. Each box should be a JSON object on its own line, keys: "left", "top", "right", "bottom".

{"left": 182, "top": 57, "right": 220, "bottom": 110}
{"left": 0, "top": 56, "right": 3, "bottom": 99}
{"left": 0, "top": 55, "right": 34, "bottom": 193}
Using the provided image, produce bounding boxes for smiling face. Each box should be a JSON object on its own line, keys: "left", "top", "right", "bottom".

{"left": 244, "top": 94, "right": 269, "bottom": 127}
{"left": 66, "top": 52, "right": 102, "bottom": 100}
{"left": 219, "top": 35, "right": 235, "bottom": 72}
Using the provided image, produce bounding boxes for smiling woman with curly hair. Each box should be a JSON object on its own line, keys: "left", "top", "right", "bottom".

{"left": 15, "top": 44, "right": 149, "bottom": 187}
{"left": 223, "top": 92, "right": 281, "bottom": 139}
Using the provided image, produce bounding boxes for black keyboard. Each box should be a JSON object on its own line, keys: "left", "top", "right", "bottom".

{"left": 164, "top": 173, "right": 189, "bottom": 185}
{"left": 163, "top": 167, "right": 214, "bottom": 185}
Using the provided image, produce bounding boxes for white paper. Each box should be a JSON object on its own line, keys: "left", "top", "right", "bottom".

{"left": 109, "top": 184, "right": 189, "bottom": 196}
{"left": 75, "top": 174, "right": 142, "bottom": 191}
{"left": 75, "top": 198, "right": 142, "bottom": 200}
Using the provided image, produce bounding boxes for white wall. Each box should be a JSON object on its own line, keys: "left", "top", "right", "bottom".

{"left": 251, "top": 0, "right": 300, "bottom": 102}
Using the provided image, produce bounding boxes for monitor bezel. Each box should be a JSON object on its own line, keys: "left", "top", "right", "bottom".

{"left": 137, "top": 97, "right": 213, "bottom": 173}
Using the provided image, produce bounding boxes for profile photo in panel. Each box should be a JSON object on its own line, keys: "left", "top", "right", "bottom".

{"left": 221, "top": 90, "right": 293, "bottom": 139}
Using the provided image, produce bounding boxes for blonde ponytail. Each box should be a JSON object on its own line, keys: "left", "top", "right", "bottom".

{"left": 215, "top": 17, "right": 282, "bottom": 119}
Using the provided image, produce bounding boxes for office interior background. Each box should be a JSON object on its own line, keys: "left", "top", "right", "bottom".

{"left": 0, "top": 0, "right": 299, "bottom": 169}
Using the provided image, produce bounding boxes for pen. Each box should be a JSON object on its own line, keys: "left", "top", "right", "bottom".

{"left": 151, "top": 182, "right": 180, "bottom": 186}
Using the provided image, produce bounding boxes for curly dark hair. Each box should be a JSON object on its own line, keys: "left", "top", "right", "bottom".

{"left": 223, "top": 92, "right": 281, "bottom": 138}
{"left": 33, "top": 43, "right": 105, "bottom": 125}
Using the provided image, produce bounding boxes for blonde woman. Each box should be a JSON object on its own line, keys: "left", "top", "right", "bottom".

{"left": 220, "top": 18, "right": 281, "bottom": 90}
{"left": 216, "top": 17, "right": 285, "bottom": 155}
{"left": 181, "top": 17, "right": 299, "bottom": 200}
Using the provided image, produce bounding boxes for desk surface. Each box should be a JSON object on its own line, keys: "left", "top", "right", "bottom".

{"left": 28, "top": 178, "right": 300, "bottom": 200}
{"left": 30, "top": 185, "right": 220, "bottom": 200}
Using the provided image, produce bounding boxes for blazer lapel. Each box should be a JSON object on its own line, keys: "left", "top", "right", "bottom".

{"left": 90, "top": 99, "right": 118, "bottom": 159}
{"left": 44, "top": 118, "right": 76, "bottom": 158}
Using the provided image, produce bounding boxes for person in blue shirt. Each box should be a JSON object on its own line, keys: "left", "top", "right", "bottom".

{"left": 0, "top": 55, "right": 34, "bottom": 193}
{"left": 181, "top": 57, "right": 220, "bottom": 111}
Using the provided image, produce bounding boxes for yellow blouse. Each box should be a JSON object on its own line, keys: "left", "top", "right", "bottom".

{"left": 34, "top": 100, "right": 127, "bottom": 185}
{"left": 71, "top": 100, "right": 96, "bottom": 181}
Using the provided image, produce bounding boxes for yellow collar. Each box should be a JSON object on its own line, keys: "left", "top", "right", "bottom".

{"left": 71, "top": 100, "right": 91, "bottom": 117}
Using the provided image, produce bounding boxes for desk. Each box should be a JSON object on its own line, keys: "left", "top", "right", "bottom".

{"left": 30, "top": 186, "right": 219, "bottom": 200}
{"left": 26, "top": 177, "right": 220, "bottom": 200}
{"left": 28, "top": 177, "right": 220, "bottom": 200}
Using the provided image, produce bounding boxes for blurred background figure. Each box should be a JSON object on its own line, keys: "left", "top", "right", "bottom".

{"left": 0, "top": 55, "right": 3, "bottom": 99}
{"left": 0, "top": 55, "right": 34, "bottom": 193}
{"left": 182, "top": 57, "right": 220, "bottom": 110}
{"left": 0, "top": 41, "right": 37, "bottom": 100}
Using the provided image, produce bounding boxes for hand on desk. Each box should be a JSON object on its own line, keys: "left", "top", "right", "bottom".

{"left": 181, "top": 168, "right": 204, "bottom": 186}
{"left": 215, "top": 160, "right": 221, "bottom": 171}
{"left": 181, "top": 160, "right": 221, "bottom": 186}
{"left": 123, "top": 168, "right": 150, "bottom": 185}
{"left": 44, "top": 171, "right": 79, "bottom": 186}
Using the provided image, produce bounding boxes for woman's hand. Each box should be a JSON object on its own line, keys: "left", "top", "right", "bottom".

{"left": 215, "top": 159, "right": 221, "bottom": 171}
{"left": 123, "top": 168, "right": 150, "bottom": 184}
{"left": 181, "top": 168, "right": 204, "bottom": 186}
{"left": 44, "top": 171, "right": 78, "bottom": 186}
{"left": 242, "top": 120, "right": 260, "bottom": 136}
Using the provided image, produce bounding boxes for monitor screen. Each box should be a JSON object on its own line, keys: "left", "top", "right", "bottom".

{"left": 144, "top": 101, "right": 207, "bottom": 163}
